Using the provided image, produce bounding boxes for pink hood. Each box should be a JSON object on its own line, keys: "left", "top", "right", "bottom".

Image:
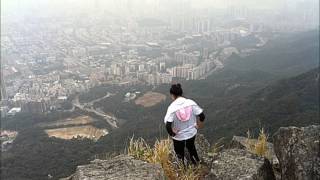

{"left": 175, "top": 106, "right": 192, "bottom": 121}
{"left": 164, "top": 97, "right": 197, "bottom": 123}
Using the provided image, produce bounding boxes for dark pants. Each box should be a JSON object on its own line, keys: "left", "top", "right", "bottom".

{"left": 172, "top": 135, "right": 200, "bottom": 165}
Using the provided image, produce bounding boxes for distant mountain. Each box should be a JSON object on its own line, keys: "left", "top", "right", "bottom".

{"left": 226, "top": 30, "right": 319, "bottom": 78}
{"left": 200, "top": 67, "right": 319, "bottom": 141}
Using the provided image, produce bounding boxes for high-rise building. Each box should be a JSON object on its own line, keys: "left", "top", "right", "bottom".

{"left": 202, "top": 48, "right": 209, "bottom": 59}
{"left": 159, "top": 62, "right": 166, "bottom": 72}
{"left": 175, "top": 51, "right": 200, "bottom": 65}
{"left": 1, "top": 64, "right": 7, "bottom": 101}
{"left": 171, "top": 64, "right": 193, "bottom": 79}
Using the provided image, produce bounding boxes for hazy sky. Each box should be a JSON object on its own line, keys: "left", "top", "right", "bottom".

{"left": 1, "top": 0, "right": 318, "bottom": 19}
{"left": 1, "top": 0, "right": 311, "bottom": 12}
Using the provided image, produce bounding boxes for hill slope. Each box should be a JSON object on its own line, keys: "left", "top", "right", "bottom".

{"left": 94, "top": 67, "right": 319, "bottom": 153}
{"left": 200, "top": 67, "right": 319, "bottom": 140}
{"left": 226, "top": 30, "right": 319, "bottom": 77}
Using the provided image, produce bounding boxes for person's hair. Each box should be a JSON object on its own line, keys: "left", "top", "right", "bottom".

{"left": 170, "top": 83, "right": 183, "bottom": 97}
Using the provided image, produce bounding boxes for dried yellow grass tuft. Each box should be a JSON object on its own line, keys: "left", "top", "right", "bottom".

{"left": 246, "top": 128, "right": 269, "bottom": 158}
{"left": 127, "top": 136, "right": 203, "bottom": 180}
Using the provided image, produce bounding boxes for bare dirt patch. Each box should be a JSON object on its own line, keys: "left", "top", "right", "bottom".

{"left": 45, "top": 125, "right": 108, "bottom": 141}
{"left": 135, "top": 91, "right": 166, "bottom": 107}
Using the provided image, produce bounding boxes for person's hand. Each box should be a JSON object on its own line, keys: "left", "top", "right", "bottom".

{"left": 196, "top": 119, "right": 204, "bottom": 129}
{"left": 172, "top": 128, "right": 178, "bottom": 134}
{"left": 195, "top": 124, "right": 201, "bottom": 129}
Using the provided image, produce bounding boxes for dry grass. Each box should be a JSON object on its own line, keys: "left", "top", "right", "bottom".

{"left": 127, "top": 136, "right": 203, "bottom": 180}
{"left": 208, "top": 138, "right": 225, "bottom": 158}
{"left": 127, "top": 137, "right": 153, "bottom": 161}
{"left": 246, "top": 128, "right": 269, "bottom": 158}
{"left": 175, "top": 162, "right": 204, "bottom": 180}
{"left": 148, "top": 139, "right": 176, "bottom": 179}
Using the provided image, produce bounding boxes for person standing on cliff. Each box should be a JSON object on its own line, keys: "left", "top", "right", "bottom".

{"left": 164, "top": 83, "right": 205, "bottom": 165}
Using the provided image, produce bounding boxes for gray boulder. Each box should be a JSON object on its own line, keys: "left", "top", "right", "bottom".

{"left": 195, "top": 133, "right": 211, "bottom": 161}
{"left": 230, "top": 136, "right": 279, "bottom": 166}
{"left": 62, "top": 155, "right": 165, "bottom": 180}
{"left": 273, "top": 125, "right": 320, "bottom": 180}
{"left": 206, "top": 148, "right": 275, "bottom": 180}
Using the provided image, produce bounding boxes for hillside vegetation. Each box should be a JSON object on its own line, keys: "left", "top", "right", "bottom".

{"left": 226, "top": 30, "right": 319, "bottom": 77}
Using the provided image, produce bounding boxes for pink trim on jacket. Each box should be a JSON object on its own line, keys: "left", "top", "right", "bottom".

{"left": 175, "top": 106, "right": 192, "bottom": 122}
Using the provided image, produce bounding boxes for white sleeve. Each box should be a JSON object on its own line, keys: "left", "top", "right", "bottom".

{"left": 164, "top": 112, "right": 174, "bottom": 123}
{"left": 192, "top": 105, "right": 203, "bottom": 115}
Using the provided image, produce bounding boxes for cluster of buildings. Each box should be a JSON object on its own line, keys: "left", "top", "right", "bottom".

{"left": 0, "top": 15, "right": 262, "bottom": 116}
{"left": 1, "top": 66, "right": 96, "bottom": 114}
{"left": 170, "top": 60, "right": 216, "bottom": 80}
{"left": 0, "top": 20, "right": 258, "bottom": 117}
{"left": 2, "top": 0, "right": 316, "bottom": 116}
{"left": 0, "top": 130, "right": 18, "bottom": 152}
{"left": 101, "top": 48, "right": 217, "bottom": 85}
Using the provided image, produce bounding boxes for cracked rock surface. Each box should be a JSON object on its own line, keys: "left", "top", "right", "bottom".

{"left": 273, "top": 125, "right": 320, "bottom": 180}
{"left": 205, "top": 148, "right": 275, "bottom": 180}
{"left": 62, "top": 155, "right": 165, "bottom": 180}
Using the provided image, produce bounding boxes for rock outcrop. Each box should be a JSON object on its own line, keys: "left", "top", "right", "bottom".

{"left": 273, "top": 125, "right": 320, "bottom": 180}
{"left": 205, "top": 148, "right": 275, "bottom": 180}
{"left": 62, "top": 125, "right": 320, "bottom": 180}
{"left": 62, "top": 155, "right": 165, "bottom": 180}
{"left": 230, "top": 136, "right": 279, "bottom": 165}
{"left": 195, "top": 134, "right": 211, "bottom": 161}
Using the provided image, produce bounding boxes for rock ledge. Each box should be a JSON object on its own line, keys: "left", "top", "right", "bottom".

{"left": 62, "top": 155, "right": 165, "bottom": 180}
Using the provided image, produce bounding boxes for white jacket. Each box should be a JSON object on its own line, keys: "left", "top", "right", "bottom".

{"left": 164, "top": 97, "right": 203, "bottom": 140}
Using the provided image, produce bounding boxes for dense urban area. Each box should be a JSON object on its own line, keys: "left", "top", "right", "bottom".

{"left": 1, "top": 1, "right": 317, "bottom": 115}
{"left": 0, "top": 1, "right": 319, "bottom": 179}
